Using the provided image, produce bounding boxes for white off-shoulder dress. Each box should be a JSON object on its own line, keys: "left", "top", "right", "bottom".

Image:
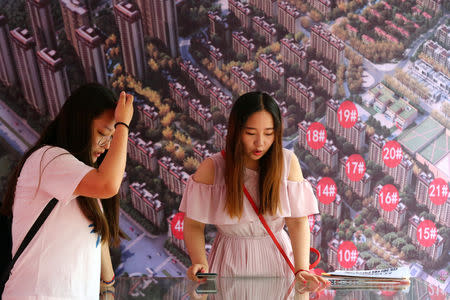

{"left": 179, "top": 148, "right": 319, "bottom": 277}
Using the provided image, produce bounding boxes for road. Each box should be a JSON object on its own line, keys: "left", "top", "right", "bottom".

{"left": 117, "top": 209, "right": 187, "bottom": 278}
{"left": 0, "top": 99, "right": 39, "bottom": 154}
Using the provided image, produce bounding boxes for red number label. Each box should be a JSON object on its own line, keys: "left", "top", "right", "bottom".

{"left": 345, "top": 154, "right": 366, "bottom": 182}
{"left": 379, "top": 184, "right": 399, "bottom": 212}
{"left": 306, "top": 122, "right": 327, "bottom": 150}
{"left": 337, "top": 101, "right": 358, "bottom": 128}
{"left": 316, "top": 177, "right": 337, "bottom": 205}
{"left": 417, "top": 220, "right": 437, "bottom": 247}
{"left": 428, "top": 284, "right": 446, "bottom": 300}
{"left": 382, "top": 140, "right": 403, "bottom": 168}
{"left": 428, "top": 178, "right": 448, "bottom": 205}
{"left": 337, "top": 241, "right": 358, "bottom": 268}
{"left": 171, "top": 212, "right": 185, "bottom": 240}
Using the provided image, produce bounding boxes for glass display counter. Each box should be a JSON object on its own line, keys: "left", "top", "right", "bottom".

{"left": 100, "top": 276, "right": 448, "bottom": 299}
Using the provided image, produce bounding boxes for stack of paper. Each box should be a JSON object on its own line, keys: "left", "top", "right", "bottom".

{"left": 322, "top": 267, "right": 411, "bottom": 290}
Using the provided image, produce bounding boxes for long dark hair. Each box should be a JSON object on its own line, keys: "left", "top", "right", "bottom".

{"left": 224, "top": 91, "right": 284, "bottom": 218}
{"left": 1, "top": 83, "right": 124, "bottom": 246}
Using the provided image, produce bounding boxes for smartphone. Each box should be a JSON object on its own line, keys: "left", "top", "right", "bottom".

{"left": 195, "top": 278, "right": 217, "bottom": 294}
{"left": 196, "top": 272, "right": 217, "bottom": 279}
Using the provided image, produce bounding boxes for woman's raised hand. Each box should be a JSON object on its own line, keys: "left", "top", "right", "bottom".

{"left": 115, "top": 91, "right": 134, "bottom": 126}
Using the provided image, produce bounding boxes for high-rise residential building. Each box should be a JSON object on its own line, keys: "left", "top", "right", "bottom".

{"left": 280, "top": 38, "right": 308, "bottom": 73}
{"left": 308, "top": 176, "right": 342, "bottom": 219}
{"left": 208, "top": 11, "right": 231, "bottom": 46}
{"left": 415, "top": 172, "right": 450, "bottom": 227}
{"left": 373, "top": 185, "right": 407, "bottom": 230}
{"left": 188, "top": 99, "right": 213, "bottom": 134}
{"left": 423, "top": 40, "right": 450, "bottom": 70}
{"left": 36, "top": 48, "right": 70, "bottom": 120}
{"left": 388, "top": 156, "right": 413, "bottom": 191}
{"left": 278, "top": 1, "right": 301, "bottom": 34}
{"left": 258, "top": 53, "right": 285, "bottom": 89}
{"left": 328, "top": 239, "right": 365, "bottom": 271}
{"left": 135, "top": 0, "right": 179, "bottom": 57}
{"left": 230, "top": 66, "right": 256, "bottom": 95}
{"left": 408, "top": 215, "right": 444, "bottom": 261}
{"left": 326, "top": 99, "right": 366, "bottom": 152}
{"left": 339, "top": 156, "right": 372, "bottom": 198}
{"left": 416, "top": 172, "right": 434, "bottom": 206}
{"left": 208, "top": 10, "right": 221, "bottom": 36}
{"left": 232, "top": 31, "right": 256, "bottom": 60}
{"left": 228, "top": 0, "right": 252, "bottom": 30}
{"left": 298, "top": 121, "right": 339, "bottom": 169}
{"left": 213, "top": 123, "right": 227, "bottom": 151}
{"left": 158, "top": 156, "right": 189, "bottom": 196}
{"left": 307, "top": 0, "right": 332, "bottom": 19}
{"left": 416, "top": 0, "right": 442, "bottom": 13}
{"left": 179, "top": 60, "right": 212, "bottom": 97}
{"left": 128, "top": 131, "right": 158, "bottom": 172}
{"left": 209, "top": 85, "right": 233, "bottom": 117}
{"left": 137, "top": 103, "right": 159, "bottom": 129}
{"left": 75, "top": 26, "right": 109, "bottom": 86}
{"left": 311, "top": 24, "right": 344, "bottom": 66}
{"left": 368, "top": 133, "right": 413, "bottom": 191}
{"left": 308, "top": 60, "right": 336, "bottom": 96}
{"left": 129, "top": 182, "right": 164, "bottom": 229}
{"left": 10, "top": 28, "right": 46, "bottom": 114}
{"left": 368, "top": 134, "right": 384, "bottom": 164}
{"left": 59, "top": 0, "right": 89, "bottom": 55}
{"left": 287, "top": 77, "right": 314, "bottom": 113}
{"left": 435, "top": 24, "right": 450, "bottom": 48}
{"left": 0, "top": 16, "right": 18, "bottom": 86}
{"left": 429, "top": 197, "right": 450, "bottom": 228}
{"left": 206, "top": 42, "right": 223, "bottom": 69}
{"left": 248, "top": 0, "right": 278, "bottom": 18}
{"left": 252, "top": 16, "right": 277, "bottom": 45}
{"left": 26, "top": 0, "right": 57, "bottom": 50}
{"left": 114, "top": 1, "right": 146, "bottom": 80}
{"left": 193, "top": 143, "right": 214, "bottom": 163}
{"left": 169, "top": 80, "right": 190, "bottom": 111}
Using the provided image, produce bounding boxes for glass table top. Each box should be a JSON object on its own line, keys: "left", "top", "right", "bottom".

{"left": 100, "top": 276, "right": 448, "bottom": 300}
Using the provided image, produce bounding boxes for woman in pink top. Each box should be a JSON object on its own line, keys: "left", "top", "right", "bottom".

{"left": 1, "top": 83, "right": 133, "bottom": 299}
{"left": 180, "top": 92, "right": 329, "bottom": 286}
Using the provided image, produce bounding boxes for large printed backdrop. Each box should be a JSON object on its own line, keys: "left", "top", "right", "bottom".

{"left": 0, "top": 0, "right": 449, "bottom": 295}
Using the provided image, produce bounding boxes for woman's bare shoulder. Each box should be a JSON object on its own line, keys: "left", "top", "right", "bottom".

{"left": 192, "top": 157, "right": 215, "bottom": 185}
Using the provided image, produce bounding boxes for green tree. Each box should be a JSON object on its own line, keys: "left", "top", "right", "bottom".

{"left": 401, "top": 244, "right": 417, "bottom": 259}
{"left": 384, "top": 232, "right": 398, "bottom": 243}
{"left": 392, "top": 237, "right": 406, "bottom": 250}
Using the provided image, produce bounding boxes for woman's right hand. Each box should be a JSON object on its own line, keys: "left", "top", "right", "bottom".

{"left": 115, "top": 91, "right": 134, "bottom": 125}
{"left": 187, "top": 263, "right": 209, "bottom": 282}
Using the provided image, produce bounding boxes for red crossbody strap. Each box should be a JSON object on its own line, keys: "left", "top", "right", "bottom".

{"left": 242, "top": 185, "right": 296, "bottom": 274}
{"left": 220, "top": 150, "right": 321, "bottom": 273}
{"left": 220, "top": 150, "right": 296, "bottom": 274}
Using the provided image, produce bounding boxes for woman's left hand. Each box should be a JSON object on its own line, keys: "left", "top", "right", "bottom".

{"left": 295, "top": 270, "right": 330, "bottom": 290}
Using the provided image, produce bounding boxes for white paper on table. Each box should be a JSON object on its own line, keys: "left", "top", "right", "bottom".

{"left": 324, "top": 266, "right": 410, "bottom": 279}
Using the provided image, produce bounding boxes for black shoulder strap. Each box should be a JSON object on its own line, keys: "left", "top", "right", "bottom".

{"left": 9, "top": 198, "right": 58, "bottom": 272}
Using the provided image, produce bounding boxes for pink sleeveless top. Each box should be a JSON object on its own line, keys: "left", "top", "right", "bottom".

{"left": 179, "top": 149, "right": 319, "bottom": 277}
